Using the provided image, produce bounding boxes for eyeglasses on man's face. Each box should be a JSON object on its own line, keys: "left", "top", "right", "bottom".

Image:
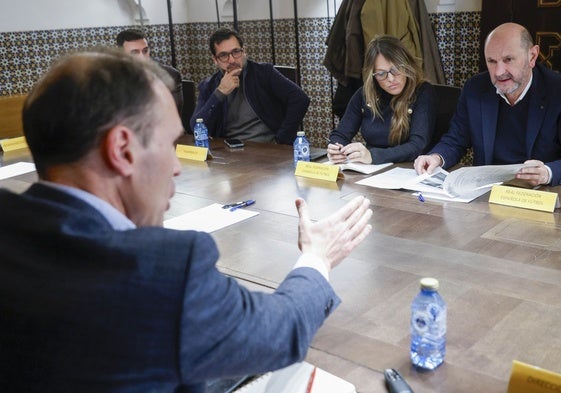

{"left": 373, "top": 66, "right": 401, "bottom": 81}
{"left": 215, "top": 48, "right": 244, "bottom": 63}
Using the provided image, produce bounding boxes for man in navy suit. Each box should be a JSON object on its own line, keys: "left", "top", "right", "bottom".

{"left": 0, "top": 49, "right": 372, "bottom": 392}
{"left": 414, "top": 23, "right": 561, "bottom": 186}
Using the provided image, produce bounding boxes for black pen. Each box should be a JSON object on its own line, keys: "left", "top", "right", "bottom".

{"left": 325, "top": 137, "right": 343, "bottom": 151}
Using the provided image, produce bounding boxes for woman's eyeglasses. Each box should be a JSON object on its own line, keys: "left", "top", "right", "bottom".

{"left": 215, "top": 48, "right": 244, "bottom": 63}
{"left": 373, "top": 67, "right": 401, "bottom": 81}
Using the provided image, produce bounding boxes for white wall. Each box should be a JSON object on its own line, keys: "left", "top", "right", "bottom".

{"left": 0, "top": 0, "right": 482, "bottom": 33}
{"left": 0, "top": 0, "right": 190, "bottom": 32}
{"left": 185, "top": 0, "right": 344, "bottom": 23}
{"left": 424, "top": 0, "right": 482, "bottom": 13}
{"left": 190, "top": 0, "right": 482, "bottom": 22}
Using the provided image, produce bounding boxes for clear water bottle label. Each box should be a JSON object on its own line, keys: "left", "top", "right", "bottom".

{"left": 293, "top": 134, "right": 310, "bottom": 167}
{"left": 410, "top": 286, "right": 446, "bottom": 370}
{"left": 194, "top": 122, "right": 210, "bottom": 149}
{"left": 412, "top": 304, "right": 446, "bottom": 338}
{"left": 300, "top": 144, "right": 309, "bottom": 159}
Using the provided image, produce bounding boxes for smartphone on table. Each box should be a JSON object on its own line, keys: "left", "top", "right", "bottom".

{"left": 224, "top": 138, "right": 244, "bottom": 148}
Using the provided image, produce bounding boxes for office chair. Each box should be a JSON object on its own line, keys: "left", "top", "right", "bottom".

{"left": 274, "top": 65, "right": 299, "bottom": 86}
{"left": 428, "top": 84, "right": 461, "bottom": 151}
{"left": 181, "top": 80, "right": 196, "bottom": 134}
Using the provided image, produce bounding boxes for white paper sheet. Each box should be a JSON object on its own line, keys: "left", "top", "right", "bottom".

{"left": 0, "top": 162, "right": 36, "bottom": 180}
{"left": 356, "top": 167, "right": 417, "bottom": 189}
{"left": 233, "top": 362, "right": 355, "bottom": 393}
{"left": 164, "top": 203, "right": 259, "bottom": 232}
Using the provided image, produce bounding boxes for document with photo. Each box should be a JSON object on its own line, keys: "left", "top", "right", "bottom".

{"left": 357, "top": 164, "right": 526, "bottom": 203}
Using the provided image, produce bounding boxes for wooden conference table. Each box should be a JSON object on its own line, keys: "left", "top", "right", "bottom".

{"left": 2, "top": 136, "right": 561, "bottom": 393}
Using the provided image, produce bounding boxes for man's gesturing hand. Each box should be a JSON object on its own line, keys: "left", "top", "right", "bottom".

{"left": 296, "top": 196, "right": 373, "bottom": 271}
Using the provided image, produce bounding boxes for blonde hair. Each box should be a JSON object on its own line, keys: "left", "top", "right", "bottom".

{"left": 362, "top": 35, "right": 424, "bottom": 146}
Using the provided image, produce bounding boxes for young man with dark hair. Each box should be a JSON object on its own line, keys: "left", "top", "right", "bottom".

{"left": 116, "top": 28, "right": 183, "bottom": 115}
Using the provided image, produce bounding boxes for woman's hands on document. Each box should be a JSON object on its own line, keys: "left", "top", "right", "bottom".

{"left": 327, "top": 142, "right": 373, "bottom": 164}
{"left": 326, "top": 142, "right": 347, "bottom": 163}
{"left": 295, "top": 196, "right": 372, "bottom": 271}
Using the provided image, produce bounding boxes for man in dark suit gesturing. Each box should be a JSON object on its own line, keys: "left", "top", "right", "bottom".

{"left": 0, "top": 49, "right": 372, "bottom": 392}
{"left": 414, "top": 22, "right": 561, "bottom": 186}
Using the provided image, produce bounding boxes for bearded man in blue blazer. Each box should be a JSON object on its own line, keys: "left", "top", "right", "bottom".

{"left": 414, "top": 22, "right": 561, "bottom": 186}
{"left": 0, "top": 49, "right": 372, "bottom": 393}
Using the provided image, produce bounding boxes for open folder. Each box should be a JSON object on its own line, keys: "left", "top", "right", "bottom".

{"left": 234, "top": 361, "right": 355, "bottom": 393}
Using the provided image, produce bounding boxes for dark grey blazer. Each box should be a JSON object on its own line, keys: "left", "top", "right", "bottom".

{"left": 0, "top": 183, "right": 339, "bottom": 393}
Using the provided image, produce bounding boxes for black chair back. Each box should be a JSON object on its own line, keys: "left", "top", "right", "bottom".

{"left": 428, "top": 84, "right": 461, "bottom": 151}
{"left": 181, "top": 80, "right": 196, "bottom": 133}
{"left": 274, "top": 65, "right": 299, "bottom": 86}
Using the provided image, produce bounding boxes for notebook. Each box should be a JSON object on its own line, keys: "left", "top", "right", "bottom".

{"left": 234, "top": 362, "right": 356, "bottom": 393}
{"left": 310, "top": 147, "right": 328, "bottom": 161}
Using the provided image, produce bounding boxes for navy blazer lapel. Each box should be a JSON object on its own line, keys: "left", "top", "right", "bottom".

{"left": 481, "top": 87, "right": 499, "bottom": 165}
{"left": 526, "top": 67, "right": 547, "bottom": 156}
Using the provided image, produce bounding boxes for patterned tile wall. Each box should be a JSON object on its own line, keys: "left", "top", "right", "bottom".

{"left": 0, "top": 25, "right": 181, "bottom": 96}
{"left": 430, "top": 11, "right": 481, "bottom": 87}
{"left": 0, "top": 12, "right": 481, "bottom": 147}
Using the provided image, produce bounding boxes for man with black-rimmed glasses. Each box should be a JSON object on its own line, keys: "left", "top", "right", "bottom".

{"left": 191, "top": 27, "right": 310, "bottom": 145}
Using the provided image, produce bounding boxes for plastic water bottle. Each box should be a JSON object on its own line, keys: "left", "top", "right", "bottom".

{"left": 293, "top": 131, "right": 310, "bottom": 167}
{"left": 194, "top": 118, "right": 210, "bottom": 149}
{"left": 410, "top": 277, "right": 446, "bottom": 370}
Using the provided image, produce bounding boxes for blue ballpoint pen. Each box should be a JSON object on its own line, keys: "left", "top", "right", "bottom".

{"left": 229, "top": 199, "right": 255, "bottom": 212}
{"left": 222, "top": 201, "right": 244, "bottom": 209}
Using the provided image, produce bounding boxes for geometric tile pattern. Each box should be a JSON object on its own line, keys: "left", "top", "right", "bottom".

{"left": 0, "top": 24, "right": 180, "bottom": 96}
{"left": 1, "top": 12, "right": 482, "bottom": 147}
{"left": 430, "top": 11, "right": 482, "bottom": 87}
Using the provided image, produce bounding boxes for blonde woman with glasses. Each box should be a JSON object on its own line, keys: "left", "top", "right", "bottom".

{"left": 328, "top": 35, "right": 436, "bottom": 164}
